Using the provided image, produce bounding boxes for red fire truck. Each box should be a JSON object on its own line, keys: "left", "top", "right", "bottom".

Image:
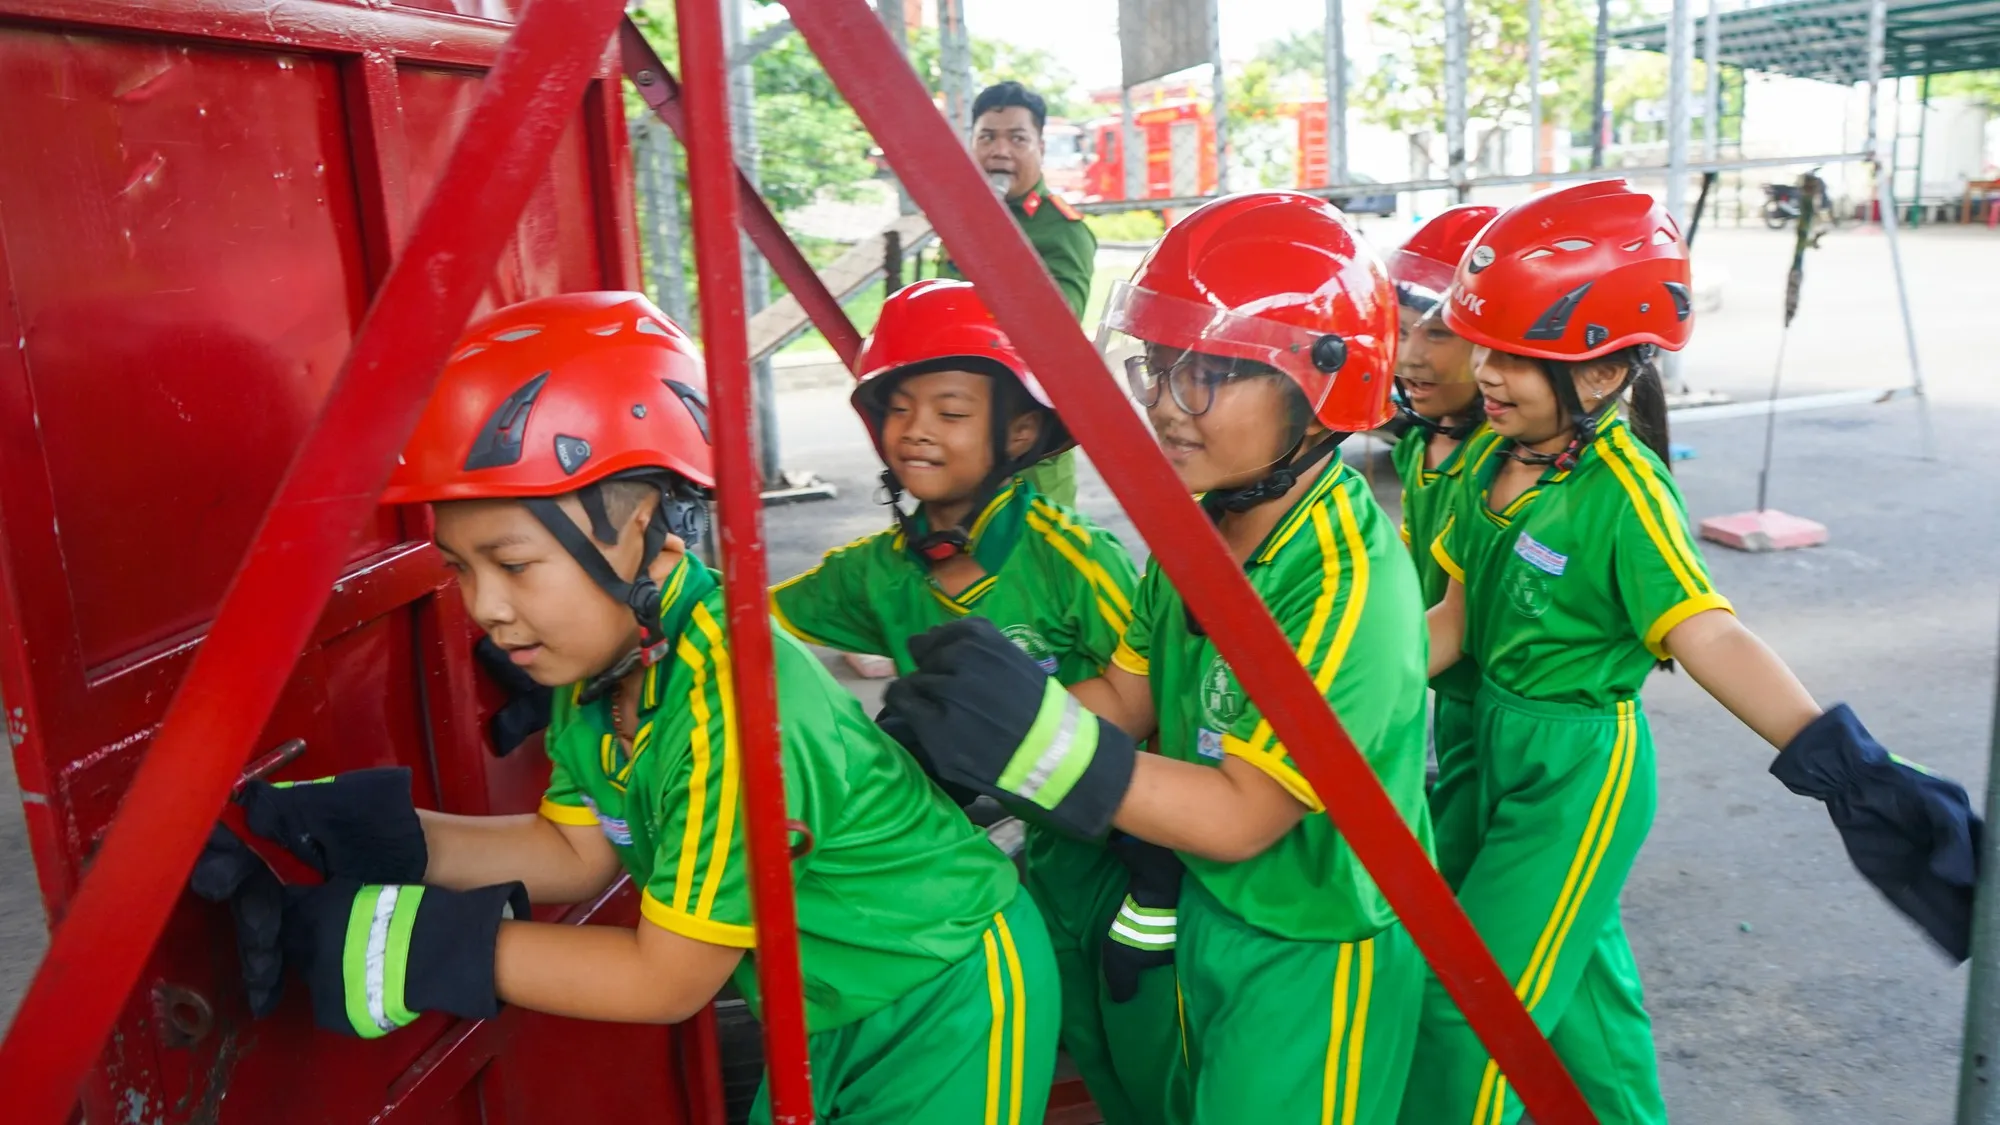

{"left": 0, "top": 2, "right": 1597, "bottom": 1123}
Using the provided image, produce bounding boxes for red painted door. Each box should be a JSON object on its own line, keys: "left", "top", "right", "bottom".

{"left": 0, "top": 2, "right": 710, "bottom": 1121}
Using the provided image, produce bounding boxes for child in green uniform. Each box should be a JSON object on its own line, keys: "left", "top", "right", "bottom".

{"left": 875, "top": 193, "right": 1435, "bottom": 1125}
{"left": 235, "top": 293, "right": 1058, "bottom": 1123}
{"left": 1408, "top": 180, "right": 1977, "bottom": 1124}
{"left": 769, "top": 279, "right": 1185, "bottom": 1125}
{"left": 1384, "top": 205, "right": 1497, "bottom": 888}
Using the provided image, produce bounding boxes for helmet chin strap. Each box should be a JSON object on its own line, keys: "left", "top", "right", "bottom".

{"left": 1502, "top": 350, "right": 1646, "bottom": 472}
{"left": 882, "top": 393, "right": 1050, "bottom": 564}
{"left": 1204, "top": 426, "right": 1348, "bottom": 515}
{"left": 1392, "top": 382, "right": 1483, "bottom": 441}
{"left": 523, "top": 477, "right": 706, "bottom": 704}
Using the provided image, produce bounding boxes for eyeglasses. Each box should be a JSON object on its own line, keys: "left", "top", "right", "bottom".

{"left": 1122, "top": 352, "right": 1262, "bottom": 417}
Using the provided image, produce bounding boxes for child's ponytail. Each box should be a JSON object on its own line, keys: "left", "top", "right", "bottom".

{"left": 1622, "top": 346, "right": 1673, "bottom": 471}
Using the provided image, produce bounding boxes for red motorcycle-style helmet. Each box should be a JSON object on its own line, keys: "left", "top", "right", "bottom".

{"left": 850, "top": 279, "right": 1073, "bottom": 465}
{"left": 1443, "top": 179, "right": 1693, "bottom": 362}
{"left": 1386, "top": 204, "right": 1498, "bottom": 310}
{"left": 1099, "top": 190, "right": 1398, "bottom": 433}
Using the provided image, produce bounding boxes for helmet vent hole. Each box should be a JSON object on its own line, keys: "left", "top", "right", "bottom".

{"left": 636, "top": 319, "right": 673, "bottom": 338}
{"left": 451, "top": 344, "right": 488, "bottom": 362}
{"left": 1553, "top": 238, "right": 1594, "bottom": 252}
{"left": 1621, "top": 238, "right": 1645, "bottom": 252}
{"left": 1521, "top": 248, "right": 1554, "bottom": 261}
{"left": 586, "top": 322, "right": 621, "bottom": 336}
{"left": 493, "top": 327, "right": 542, "bottom": 342}
{"left": 1652, "top": 228, "right": 1676, "bottom": 245}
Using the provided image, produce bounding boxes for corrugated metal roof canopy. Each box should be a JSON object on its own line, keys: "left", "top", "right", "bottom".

{"left": 1618, "top": 0, "right": 2000, "bottom": 83}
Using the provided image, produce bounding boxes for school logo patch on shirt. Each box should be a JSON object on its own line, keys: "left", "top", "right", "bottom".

{"left": 1002, "top": 624, "right": 1060, "bottom": 674}
{"left": 581, "top": 795, "right": 633, "bottom": 847}
{"left": 1200, "top": 655, "right": 1243, "bottom": 730}
{"left": 1513, "top": 531, "right": 1569, "bottom": 576}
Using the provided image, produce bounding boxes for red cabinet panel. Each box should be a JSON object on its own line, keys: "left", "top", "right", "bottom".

{"left": 0, "top": 2, "right": 703, "bottom": 1122}
{"left": 0, "top": 28, "right": 378, "bottom": 671}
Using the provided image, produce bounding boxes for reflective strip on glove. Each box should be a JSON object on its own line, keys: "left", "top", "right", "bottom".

{"left": 345, "top": 885, "right": 424, "bottom": 1038}
{"left": 997, "top": 677, "right": 1101, "bottom": 812}
{"left": 1108, "top": 894, "right": 1177, "bottom": 952}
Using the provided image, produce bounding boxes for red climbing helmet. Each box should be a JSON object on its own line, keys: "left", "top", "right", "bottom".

{"left": 385, "top": 292, "right": 716, "bottom": 691}
{"left": 1099, "top": 190, "right": 1398, "bottom": 432}
{"left": 1386, "top": 204, "right": 1498, "bottom": 310}
{"left": 1442, "top": 179, "right": 1693, "bottom": 362}
{"left": 851, "top": 279, "right": 1073, "bottom": 463}
{"left": 383, "top": 291, "right": 714, "bottom": 504}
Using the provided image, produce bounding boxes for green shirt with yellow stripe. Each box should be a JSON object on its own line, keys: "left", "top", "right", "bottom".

{"left": 1430, "top": 415, "right": 1734, "bottom": 710}
{"left": 769, "top": 478, "right": 1141, "bottom": 916}
{"left": 1111, "top": 460, "right": 1433, "bottom": 943}
{"left": 1391, "top": 423, "right": 1491, "bottom": 704}
{"left": 537, "top": 556, "right": 1018, "bottom": 1033}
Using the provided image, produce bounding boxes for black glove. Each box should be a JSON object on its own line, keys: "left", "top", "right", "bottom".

{"left": 885, "top": 618, "right": 1136, "bottom": 839}
{"left": 238, "top": 767, "right": 428, "bottom": 884}
{"left": 1770, "top": 704, "right": 1981, "bottom": 961}
{"left": 475, "top": 636, "right": 553, "bottom": 756}
{"left": 188, "top": 826, "right": 287, "bottom": 1017}
{"left": 1100, "top": 834, "right": 1182, "bottom": 1003}
{"left": 876, "top": 705, "right": 982, "bottom": 809}
{"left": 281, "top": 877, "right": 528, "bottom": 1038}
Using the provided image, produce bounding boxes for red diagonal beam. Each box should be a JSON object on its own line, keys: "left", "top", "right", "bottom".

{"left": 618, "top": 16, "right": 864, "bottom": 371}
{"left": 674, "top": 0, "right": 815, "bottom": 1120}
{"left": 784, "top": 3, "right": 1598, "bottom": 1122}
{"left": 0, "top": 2, "right": 632, "bottom": 1119}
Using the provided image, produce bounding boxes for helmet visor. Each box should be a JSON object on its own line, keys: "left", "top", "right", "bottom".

{"left": 1098, "top": 280, "right": 1345, "bottom": 422}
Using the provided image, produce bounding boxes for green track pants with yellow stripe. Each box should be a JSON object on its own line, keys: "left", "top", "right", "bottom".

{"left": 1180, "top": 879, "right": 1424, "bottom": 1125}
{"left": 1402, "top": 682, "right": 1667, "bottom": 1125}
{"left": 751, "top": 887, "right": 1058, "bottom": 1125}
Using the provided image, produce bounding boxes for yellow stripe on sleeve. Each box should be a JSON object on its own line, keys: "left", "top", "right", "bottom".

{"left": 1111, "top": 640, "right": 1151, "bottom": 677}
{"left": 1026, "top": 509, "right": 1131, "bottom": 634}
{"left": 690, "top": 605, "right": 740, "bottom": 922}
{"left": 1642, "top": 591, "right": 1735, "bottom": 659}
{"left": 768, "top": 585, "right": 837, "bottom": 647}
{"left": 1430, "top": 514, "right": 1465, "bottom": 583}
{"left": 1222, "top": 733, "right": 1326, "bottom": 812}
{"left": 640, "top": 889, "right": 756, "bottom": 948}
{"left": 1611, "top": 426, "right": 1713, "bottom": 592}
{"left": 674, "top": 636, "right": 713, "bottom": 913}
{"left": 1598, "top": 431, "right": 1708, "bottom": 599}
{"left": 538, "top": 798, "right": 599, "bottom": 827}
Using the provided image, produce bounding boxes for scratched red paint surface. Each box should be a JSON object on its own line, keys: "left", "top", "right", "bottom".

{"left": 0, "top": 3, "right": 707, "bottom": 1121}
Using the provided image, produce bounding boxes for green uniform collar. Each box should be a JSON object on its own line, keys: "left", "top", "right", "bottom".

{"left": 1243, "top": 459, "right": 1352, "bottom": 569}
{"left": 900, "top": 477, "right": 1032, "bottom": 575}
{"left": 1007, "top": 177, "right": 1050, "bottom": 216}
{"left": 567, "top": 553, "right": 715, "bottom": 719}
{"left": 1471, "top": 410, "right": 1626, "bottom": 523}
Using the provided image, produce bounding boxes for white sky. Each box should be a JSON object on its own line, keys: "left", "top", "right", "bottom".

{"left": 962, "top": 0, "right": 1324, "bottom": 91}
{"left": 958, "top": 0, "right": 1682, "bottom": 93}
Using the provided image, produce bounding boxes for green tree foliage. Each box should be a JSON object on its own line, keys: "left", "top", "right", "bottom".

{"left": 1930, "top": 70, "right": 2000, "bottom": 107}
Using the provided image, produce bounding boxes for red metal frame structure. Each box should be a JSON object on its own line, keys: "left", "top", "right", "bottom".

{"left": 782, "top": 2, "right": 1596, "bottom": 1122}
{"left": 0, "top": 1, "right": 1606, "bottom": 1121}
{"left": 673, "top": 0, "right": 815, "bottom": 1118}
{"left": 0, "top": 0, "right": 816, "bottom": 1120}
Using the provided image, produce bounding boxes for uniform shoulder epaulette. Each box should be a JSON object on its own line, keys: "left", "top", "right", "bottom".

{"left": 1049, "top": 193, "right": 1083, "bottom": 222}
